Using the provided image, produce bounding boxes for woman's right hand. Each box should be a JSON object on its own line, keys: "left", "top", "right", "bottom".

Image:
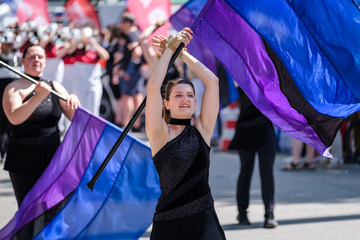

{"left": 151, "top": 35, "right": 167, "bottom": 53}
{"left": 34, "top": 81, "right": 52, "bottom": 99}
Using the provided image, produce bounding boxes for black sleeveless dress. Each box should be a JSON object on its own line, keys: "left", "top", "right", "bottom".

{"left": 150, "top": 125, "right": 226, "bottom": 240}
{"left": 4, "top": 79, "right": 62, "bottom": 175}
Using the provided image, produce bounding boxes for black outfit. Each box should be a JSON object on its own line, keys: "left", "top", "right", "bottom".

{"left": 228, "top": 87, "right": 277, "bottom": 216}
{"left": 120, "top": 29, "right": 145, "bottom": 96}
{"left": 106, "top": 40, "right": 124, "bottom": 99}
{"left": 4, "top": 78, "right": 62, "bottom": 207}
{"left": 0, "top": 52, "right": 22, "bottom": 159}
{"left": 150, "top": 124, "right": 226, "bottom": 240}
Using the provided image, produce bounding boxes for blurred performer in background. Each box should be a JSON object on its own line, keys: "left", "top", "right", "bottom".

{"left": 0, "top": 30, "right": 22, "bottom": 162}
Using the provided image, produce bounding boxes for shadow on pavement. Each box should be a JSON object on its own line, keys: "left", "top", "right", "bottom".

{"left": 221, "top": 214, "right": 360, "bottom": 231}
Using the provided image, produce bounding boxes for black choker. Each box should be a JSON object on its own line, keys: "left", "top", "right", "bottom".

{"left": 25, "top": 74, "right": 41, "bottom": 81}
{"left": 169, "top": 118, "right": 191, "bottom": 125}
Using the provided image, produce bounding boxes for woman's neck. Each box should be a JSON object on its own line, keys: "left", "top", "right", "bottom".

{"left": 24, "top": 73, "right": 41, "bottom": 80}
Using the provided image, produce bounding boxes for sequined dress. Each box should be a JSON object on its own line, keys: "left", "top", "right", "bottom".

{"left": 150, "top": 125, "right": 226, "bottom": 240}
{"left": 4, "top": 79, "right": 62, "bottom": 175}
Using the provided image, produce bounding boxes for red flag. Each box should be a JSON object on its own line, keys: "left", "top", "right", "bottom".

{"left": 11, "top": 0, "right": 50, "bottom": 26}
{"left": 126, "top": 0, "right": 170, "bottom": 37}
{"left": 64, "top": 0, "right": 101, "bottom": 30}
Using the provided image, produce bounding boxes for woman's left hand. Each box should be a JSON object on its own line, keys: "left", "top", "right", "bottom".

{"left": 65, "top": 94, "right": 80, "bottom": 110}
{"left": 180, "top": 27, "right": 193, "bottom": 46}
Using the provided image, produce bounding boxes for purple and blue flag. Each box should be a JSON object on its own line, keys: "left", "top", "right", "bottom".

{"left": 192, "top": 0, "right": 360, "bottom": 156}
{"left": 0, "top": 108, "right": 160, "bottom": 240}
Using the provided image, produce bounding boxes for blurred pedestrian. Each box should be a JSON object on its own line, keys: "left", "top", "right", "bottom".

{"left": 348, "top": 111, "right": 360, "bottom": 160}
{"left": 281, "top": 138, "right": 316, "bottom": 170}
{"left": 228, "top": 86, "right": 278, "bottom": 228}
{"left": 119, "top": 13, "right": 145, "bottom": 131}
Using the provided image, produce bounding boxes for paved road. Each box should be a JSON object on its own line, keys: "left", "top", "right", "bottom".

{"left": 1, "top": 132, "right": 360, "bottom": 239}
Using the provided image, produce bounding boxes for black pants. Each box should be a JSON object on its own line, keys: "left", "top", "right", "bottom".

{"left": 151, "top": 207, "right": 226, "bottom": 240}
{"left": 237, "top": 128, "right": 277, "bottom": 215}
{"left": 9, "top": 172, "right": 41, "bottom": 208}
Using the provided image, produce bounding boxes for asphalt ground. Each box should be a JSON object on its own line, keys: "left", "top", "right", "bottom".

{"left": 1, "top": 132, "right": 360, "bottom": 240}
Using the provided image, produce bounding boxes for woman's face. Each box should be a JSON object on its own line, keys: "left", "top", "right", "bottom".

{"left": 165, "top": 83, "right": 196, "bottom": 119}
{"left": 22, "top": 46, "right": 46, "bottom": 76}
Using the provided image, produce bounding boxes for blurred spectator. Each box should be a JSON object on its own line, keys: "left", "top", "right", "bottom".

{"left": 325, "top": 131, "right": 343, "bottom": 168}
{"left": 138, "top": 19, "right": 182, "bottom": 99}
{"left": 349, "top": 111, "right": 360, "bottom": 160}
{"left": 118, "top": 13, "right": 145, "bottom": 131}
{"left": 107, "top": 25, "right": 127, "bottom": 125}
{"left": 99, "top": 27, "right": 111, "bottom": 49}
{"left": 281, "top": 139, "right": 316, "bottom": 170}
{"left": 68, "top": 27, "right": 109, "bottom": 116}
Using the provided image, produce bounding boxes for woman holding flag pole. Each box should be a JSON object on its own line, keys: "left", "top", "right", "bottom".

{"left": 146, "top": 28, "right": 226, "bottom": 239}
{"left": 2, "top": 44, "right": 80, "bottom": 208}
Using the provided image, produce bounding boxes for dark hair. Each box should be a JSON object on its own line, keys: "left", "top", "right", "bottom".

{"left": 22, "top": 44, "right": 44, "bottom": 59}
{"left": 163, "top": 78, "right": 195, "bottom": 124}
{"left": 121, "top": 12, "right": 135, "bottom": 25}
{"left": 111, "top": 25, "right": 125, "bottom": 39}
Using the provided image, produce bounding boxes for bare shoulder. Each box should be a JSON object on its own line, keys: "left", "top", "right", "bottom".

{"left": 5, "top": 79, "right": 30, "bottom": 93}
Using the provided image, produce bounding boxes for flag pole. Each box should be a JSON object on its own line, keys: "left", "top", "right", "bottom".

{"left": 86, "top": 43, "right": 185, "bottom": 191}
{"left": 0, "top": 60, "right": 67, "bottom": 101}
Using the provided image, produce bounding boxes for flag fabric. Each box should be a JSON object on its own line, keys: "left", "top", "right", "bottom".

{"left": 1, "top": 0, "right": 50, "bottom": 26}
{"left": 64, "top": 0, "right": 102, "bottom": 30}
{"left": 228, "top": 0, "right": 360, "bottom": 117}
{"left": 191, "top": 0, "right": 360, "bottom": 156}
{"left": 353, "top": 0, "right": 360, "bottom": 8}
{"left": 170, "top": 0, "right": 239, "bottom": 107}
{"left": 126, "top": 0, "right": 170, "bottom": 37}
{"left": 170, "top": 0, "right": 216, "bottom": 75}
{"left": 0, "top": 107, "right": 160, "bottom": 240}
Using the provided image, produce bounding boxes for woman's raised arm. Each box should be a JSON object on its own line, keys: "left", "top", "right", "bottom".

{"left": 145, "top": 47, "right": 173, "bottom": 154}
{"left": 181, "top": 51, "right": 219, "bottom": 145}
